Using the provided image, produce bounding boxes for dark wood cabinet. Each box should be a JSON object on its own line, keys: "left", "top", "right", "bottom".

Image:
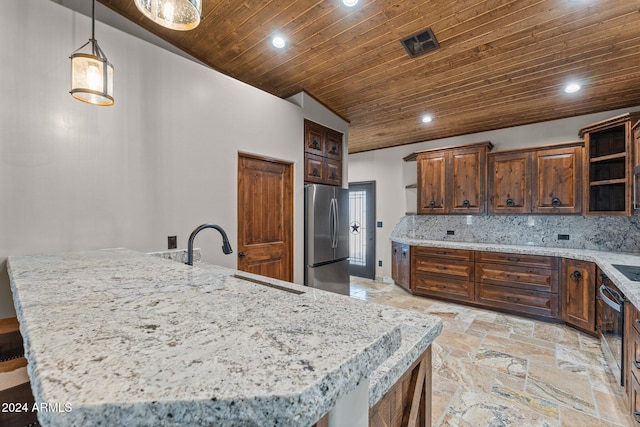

{"left": 391, "top": 242, "right": 411, "bottom": 292}
{"left": 304, "top": 119, "right": 343, "bottom": 186}
{"left": 417, "top": 151, "right": 447, "bottom": 214}
{"left": 561, "top": 259, "right": 596, "bottom": 334}
{"left": 633, "top": 119, "right": 640, "bottom": 215}
{"left": 475, "top": 251, "right": 559, "bottom": 320}
{"left": 626, "top": 301, "right": 640, "bottom": 421}
{"left": 488, "top": 142, "right": 583, "bottom": 215}
{"left": 580, "top": 112, "right": 640, "bottom": 215}
{"left": 531, "top": 145, "right": 583, "bottom": 214}
{"left": 411, "top": 246, "right": 474, "bottom": 302}
{"left": 488, "top": 150, "right": 530, "bottom": 214}
{"left": 416, "top": 141, "right": 492, "bottom": 215}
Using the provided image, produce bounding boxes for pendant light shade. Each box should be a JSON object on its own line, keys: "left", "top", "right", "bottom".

{"left": 134, "top": 0, "right": 202, "bottom": 31}
{"left": 69, "top": 0, "right": 114, "bottom": 106}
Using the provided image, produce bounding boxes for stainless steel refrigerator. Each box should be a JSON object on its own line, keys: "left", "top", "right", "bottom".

{"left": 304, "top": 183, "right": 350, "bottom": 295}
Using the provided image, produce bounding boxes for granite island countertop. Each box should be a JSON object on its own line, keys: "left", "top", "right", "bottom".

{"left": 391, "top": 237, "right": 640, "bottom": 309}
{"left": 8, "top": 248, "right": 442, "bottom": 427}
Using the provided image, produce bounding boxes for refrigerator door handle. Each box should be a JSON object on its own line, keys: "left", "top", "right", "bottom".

{"left": 334, "top": 197, "right": 339, "bottom": 249}
{"left": 329, "top": 198, "right": 336, "bottom": 249}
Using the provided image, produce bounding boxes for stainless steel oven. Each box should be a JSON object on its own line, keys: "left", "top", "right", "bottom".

{"left": 597, "top": 273, "right": 625, "bottom": 386}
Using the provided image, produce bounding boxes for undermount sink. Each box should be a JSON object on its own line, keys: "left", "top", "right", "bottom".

{"left": 612, "top": 264, "right": 640, "bottom": 282}
{"left": 232, "top": 274, "right": 305, "bottom": 294}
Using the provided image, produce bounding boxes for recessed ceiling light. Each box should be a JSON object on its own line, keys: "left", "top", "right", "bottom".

{"left": 421, "top": 115, "right": 433, "bottom": 123}
{"left": 272, "top": 36, "right": 286, "bottom": 49}
{"left": 564, "top": 83, "right": 581, "bottom": 93}
{"left": 343, "top": 0, "right": 359, "bottom": 6}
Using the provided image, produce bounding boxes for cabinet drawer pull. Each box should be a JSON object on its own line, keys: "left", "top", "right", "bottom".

{"left": 506, "top": 296, "right": 520, "bottom": 302}
{"left": 633, "top": 412, "right": 640, "bottom": 423}
{"left": 507, "top": 257, "right": 520, "bottom": 262}
{"left": 435, "top": 284, "right": 446, "bottom": 289}
{"left": 436, "top": 251, "right": 447, "bottom": 255}
{"left": 634, "top": 360, "right": 640, "bottom": 370}
{"left": 506, "top": 274, "right": 521, "bottom": 280}
{"left": 436, "top": 266, "right": 447, "bottom": 270}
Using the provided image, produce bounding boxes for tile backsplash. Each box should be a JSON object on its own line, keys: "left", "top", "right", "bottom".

{"left": 391, "top": 215, "right": 640, "bottom": 253}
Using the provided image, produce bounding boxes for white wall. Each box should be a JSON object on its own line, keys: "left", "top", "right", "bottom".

{"left": 348, "top": 107, "right": 640, "bottom": 281}
{"left": 0, "top": 0, "right": 305, "bottom": 318}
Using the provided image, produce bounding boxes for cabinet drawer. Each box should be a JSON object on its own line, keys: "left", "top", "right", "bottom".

{"left": 475, "top": 251, "right": 558, "bottom": 269}
{"left": 629, "top": 327, "right": 640, "bottom": 389}
{"left": 630, "top": 306, "right": 640, "bottom": 337}
{"left": 475, "top": 283, "right": 559, "bottom": 319}
{"left": 631, "top": 372, "right": 640, "bottom": 423}
{"left": 413, "top": 257, "right": 474, "bottom": 281}
{"left": 412, "top": 246, "right": 473, "bottom": 261}
{"left": 413, "top": 274, "right": 474, "bottom": 302}
{"left": 476, "top": 263, "right": 559, "bottom": 293}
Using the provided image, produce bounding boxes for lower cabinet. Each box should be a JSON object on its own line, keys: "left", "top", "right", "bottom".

{"left": 391, "top": 242, "right": 411, "bottom": 292}
{"left": 626, "top": 302, "right": 640, "bottom": 421}
{"left": 411, "top": 247, "right": 474, "bottom": 303}
{"left": 369, "top": 346, "right": 432, "bottom": 427}
{"left": 561, "top": 259, "right": 597, "bottom": 334}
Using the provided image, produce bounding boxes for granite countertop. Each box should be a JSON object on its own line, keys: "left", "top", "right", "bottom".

{"left": 8, "top": 248, "right": 442, "bottom": 426}
{"left": 391, "top": 237, "right": 640, "bottom": 308}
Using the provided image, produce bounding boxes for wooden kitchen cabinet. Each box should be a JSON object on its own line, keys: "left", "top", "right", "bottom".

{"left": 416, "top": 141, "right": 493, "bottom": 214}
{"left": 417, "top": 150, "right": 447, "bottom": 214}
{"left": 633, "top": 119, "right": 640, "bottom": 215}
{"left": 304, "top": 119, "right": 343, "bottom": 186}
{"left": 531, "top": 145, "right": 583, "bottom": 214}
{"left": 487, "top": 141, "right": 583, "bottom": 215}
{"left": 580, "top": 112, "right": 640, "bottom": 215}
{"left": 626, "top": 301, "right": 640, "bottom": 420}
{"left": 412, "top": 246, "right": 474, "bottom": 302}
{"left": 561, "top": 259, "right": 596, "bottom": 334}
{"left": 488, "top": 150, "right": 530, "bottom": 214}
{"left": 391, "top": 242, "right": 411, "bottom": 292}
{"left": 474, "top": 251, "right": 559, "bottom": 320}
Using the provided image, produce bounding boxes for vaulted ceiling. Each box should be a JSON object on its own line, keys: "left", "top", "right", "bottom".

{"left": 98, "top": 0, "right": 640, "bottom": 153}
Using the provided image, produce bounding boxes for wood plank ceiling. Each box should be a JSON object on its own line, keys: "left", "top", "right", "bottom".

{"left": 99, "top": 0, "right": 640, "bottom": 153}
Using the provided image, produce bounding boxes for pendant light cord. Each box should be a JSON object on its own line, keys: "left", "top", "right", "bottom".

{"left": 91, "top": 0, "right": 96, "bottom": 55}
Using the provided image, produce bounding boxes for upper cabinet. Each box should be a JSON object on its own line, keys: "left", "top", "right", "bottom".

{"left": 488, "top": 142, "right": 584, "bottom": 215}
{"left": 579, "top": 112, "right": 640, "bottom": 216}
{"left": 304, "top": 120, "right": 344, "bottom": 186}
{"left": 416, "top": 142, "right": 493, "bottom": 215}
{"left": 633, "top": 119, "right": 640, "bottom": 215}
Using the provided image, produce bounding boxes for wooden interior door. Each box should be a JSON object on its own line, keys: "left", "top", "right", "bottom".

{"left": 237, "top": 153, "right": 293, "bottom": 282}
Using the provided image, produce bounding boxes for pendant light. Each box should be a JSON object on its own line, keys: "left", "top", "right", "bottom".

{"left": 69, "top": 0, "right": 114, "bottom": 106}
{"left": 134, "top": 0, "right": 202, "bottom": 31}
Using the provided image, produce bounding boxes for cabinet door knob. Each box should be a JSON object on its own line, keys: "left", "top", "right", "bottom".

{"left": 311, "top": 139, "right": 320, "bottom": 148}
{"left": 312, "top": 168, "right": 320, "bottom": 177}
{"left": 506, "top": 198, "right": 515, "bottom": 207}
{"left": 331, "top": 145, "right": 338, "bottom": 153}
{"left": 429, "top": 200, "right": 436, "bottom": 208}
{"left": 394, "top": 248, "right": 397, "bottom": 254}
{"left": 571, "top": 270, "right": 582, "bottom": 280}
{"left": 238, "top": 252, "right": 246, "bottom": 258}
{"left": 463, "top": 199, "right": 470, "bottom": 207}
{"left": 331, "top": 171, "right": 337, "bottom": 179}
{"left": 551, "top": 197, "right": 561, "bottom": 207}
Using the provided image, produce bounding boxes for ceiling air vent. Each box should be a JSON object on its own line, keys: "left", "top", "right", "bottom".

{"left": 400, "top": 27, "right": 439, "bottom": 59}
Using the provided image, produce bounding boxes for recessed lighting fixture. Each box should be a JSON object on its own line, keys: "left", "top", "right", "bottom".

{"left": 343, "top": 0, "right": 359, "bottom": 6}
{"left": 564, "top": 83, "right": 581, "bottom": 93}
{"left": 272, "top": 36, "right": 286, "bottom": 49}
{"left": 421, "top": 115, "right": 433, "bottom": 123}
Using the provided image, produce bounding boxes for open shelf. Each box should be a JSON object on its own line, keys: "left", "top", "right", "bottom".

{"left": 590, "top": 152, "right": 626, "bottom": 163}
{"left": 590, "top": 179, "right": 627, "bottom": 186}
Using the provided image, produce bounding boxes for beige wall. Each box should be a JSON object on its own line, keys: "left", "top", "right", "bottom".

{"left": 348, "top": 107, "right": 640, "bottom": 282}
{"left": 0, "top": 0, "right": 306, "bottom": 318}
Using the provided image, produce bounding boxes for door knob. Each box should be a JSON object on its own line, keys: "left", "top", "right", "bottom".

{"left": 551, "top": 197, "right": 561, "bottom": 207}
{"left": 506, "top": 198, "right": 515, "bottom": 207}
{"left": 571, "top": 270, "right": 582, "bottom": 280}
{"left": 238, "top": 252, "right": 246, "bottom": 258}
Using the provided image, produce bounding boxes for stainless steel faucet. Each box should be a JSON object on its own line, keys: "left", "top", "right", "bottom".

{"left": 186, "top": 224, "right": 233, "bottom": 265}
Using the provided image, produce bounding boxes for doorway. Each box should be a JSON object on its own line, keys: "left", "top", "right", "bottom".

{"left": 348, "top": 181, "right": 376, "bottom": 279}
{"left": 237, "top": 153, "right": 293, "bottom": 282}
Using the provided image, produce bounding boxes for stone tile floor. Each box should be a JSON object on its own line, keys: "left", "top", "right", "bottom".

{"left": 350, "top": 276, "right": 632, "bottom": 427}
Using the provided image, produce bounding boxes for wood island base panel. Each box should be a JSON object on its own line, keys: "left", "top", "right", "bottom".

{"left": 7, "top": 248, "right": 441, "bottom": 427}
